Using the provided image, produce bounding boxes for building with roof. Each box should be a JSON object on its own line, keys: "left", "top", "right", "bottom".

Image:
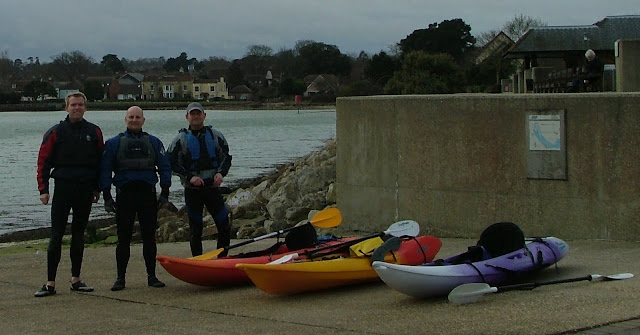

{"left": 503, "top": 15, "right": 640, "bottom": 93}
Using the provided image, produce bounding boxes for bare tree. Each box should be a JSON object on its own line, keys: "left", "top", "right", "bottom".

{"left": 51, "top": 50, "right": 95, "bottom": 82}
{"left": 503, "top": 14, "right": 547, "bottom": 40}
{"left": 476, "top": 14, "right": 547, "bottom": 46}
{"left": 245, "top": 45, "right": 273, "bottom": 58}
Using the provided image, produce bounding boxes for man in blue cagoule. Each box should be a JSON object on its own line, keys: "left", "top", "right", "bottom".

{"left": 99, "top": 106, "right": 172, "bottom": 291}
{"left": 167, "top": 102, "right": 233, "bottom": 257}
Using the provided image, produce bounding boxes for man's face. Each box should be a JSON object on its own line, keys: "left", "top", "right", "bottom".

{"left": 125, "top": 107, "right": 145, "bottom": 132}
{"left": 65, "top": 96, "right": 86, "bottom": 123}
{"left": 186, "top": 110, "right": 206, "bottom": 129}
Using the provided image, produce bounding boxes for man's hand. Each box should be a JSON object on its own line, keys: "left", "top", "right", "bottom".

{"left": 213, "top": 173, "right": 223, "bottom": 187}
{"left": 189, "top": 176, "right": 204, "bottom": 187}
{"left": 92, "top": 191, "right": 100, "bottom": 203}
{"left": 104, "top": 198, "right": 117, "bottom": 214}
{"left": 39, "top": 193, "right": 50, "bottom": 205}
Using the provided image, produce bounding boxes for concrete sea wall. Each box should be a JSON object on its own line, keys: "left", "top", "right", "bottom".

{"left": 336, "top": 93, "right": 640, "bottom": 241}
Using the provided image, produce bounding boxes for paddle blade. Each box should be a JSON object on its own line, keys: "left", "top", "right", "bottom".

{"left": 267, "top": 253, "right": 298, "bottom": 265}
{"left": 448, "top": 283, "right": 498, "bottom": 305}
{"left": 384, "top": 220, "right": 420, "bottom": 237}
{"left": 310, "top": 207, "right": 342, "bottom": 228}
{"left": 190, "top": 248, "right": 225, "bottom": 260}
{"left": 603, "top": 273, "right": 634, "bottom": 280}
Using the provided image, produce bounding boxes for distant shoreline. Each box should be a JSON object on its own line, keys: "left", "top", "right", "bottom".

{"left": 0, "top": 101, "right": 336, "bottom": 112}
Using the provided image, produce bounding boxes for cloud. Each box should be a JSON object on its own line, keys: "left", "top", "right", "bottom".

{"left": 1, "top": 0, "right": 638, "bottom": 61}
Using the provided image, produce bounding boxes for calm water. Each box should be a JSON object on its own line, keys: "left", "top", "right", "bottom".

{"left": 0, "top": 109, "right": 336, "bottom": 235}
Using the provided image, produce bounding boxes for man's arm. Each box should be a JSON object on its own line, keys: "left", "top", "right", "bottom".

{"left": 153, "top": 136, "right": 172, "bottom": 189}
{"left": 36, "top": 127, "right": 57, "bottom": 200}
{"left": 98, "top": 137, "right": 118, "bottom": 193}
{"left": 166, "top": 133, "right": 193, "bottom": 180}
{"left": 212, "top": 129, "right": 232, "bottom": 177}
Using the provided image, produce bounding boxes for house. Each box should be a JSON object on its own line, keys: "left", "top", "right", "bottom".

{"left": 229, "top": 85, "right": 254, "bottom": 101}
{"left": 52, "top": 81, "right": 81, "bottom": 100}
{"left": 503, "top": 15, "right": 640, "bottom": 93}
{"left": 108, "top": 73, "right": 144, "bottom": 100}
{"left": 303, "top": 74, "right": 339, "bottom": 96}
{"left": 475, "top": 31, "right": 514, "bottom": 65}
{"left": 193, "top": 77, "right": 228, "bottom": 100}
{"left": 141, "top": 74, "right": 194, "bottom": 100}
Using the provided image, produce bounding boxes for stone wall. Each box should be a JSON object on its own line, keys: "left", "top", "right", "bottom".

{"left": 336, "top": 93, "right": 640, "bottom": 241}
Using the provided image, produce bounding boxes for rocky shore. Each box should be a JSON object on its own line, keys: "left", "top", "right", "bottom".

{"left": 0, "top": 138, "right": 337, "bottom": 245}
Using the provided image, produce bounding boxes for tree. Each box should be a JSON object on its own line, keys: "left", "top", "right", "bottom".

{"left": 51, "top": 50, "right": 95, "bottom": 82}
{"left": 163, "top": 52, "right": 197, "bottom": 73}
{"left": 245, "top": 45, "right": 273, "bottom": 57}
{"left": 503, "top": 14, "right": 547, "bottom": 41}
{"left": 83, "top": 80, "right": 105, "bottom": 101}
{"left": 297, "top": 42, "right": 351, "bottom": 76}
{"left": 226, "top": 60, "right": 245, "bottom": 89}
{"left": 384, "top": 51, "right": 463, "bottom": 94}
{"left": 364, "top": 51, "right": 400, "bottom": 88}
{"left": 279, "top": 76, "right": 307, "bottom": 95}
{"left": 23, "top": 80, "right": 57, "bottom": 101}
{"left": 477, "top": 14, "right": 547, "bottom": 46}
{"left": 399, "top": 18, "right": 475, "bottom": 63}
{"left": 101, "top": 54, "right": 125, "bottom": 74}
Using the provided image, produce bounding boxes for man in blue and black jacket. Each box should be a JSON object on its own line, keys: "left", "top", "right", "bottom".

{"left": 167, "top": 102, "right": 232, "bottom": 257}
{"left": 99, "top": 106, "right": 172, "bottom": 291}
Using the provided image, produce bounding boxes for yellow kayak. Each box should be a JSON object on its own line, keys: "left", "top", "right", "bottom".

{"left": 236, "top": 235, "right": 441, "bottom": 295}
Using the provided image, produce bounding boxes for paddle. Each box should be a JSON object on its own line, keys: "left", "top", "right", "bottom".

{"left": 267, "top": 220, "right": 420, "bottom": 264}
{"left": 448, "top": 273, "right": 634, "bottom": 305}
{"left": 191, "top": 207, "right": 342, "bottom": 260}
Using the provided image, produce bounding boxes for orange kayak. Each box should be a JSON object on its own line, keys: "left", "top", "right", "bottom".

{"left": 157, "top": 237, "right": 357, "bottom": 287}
{"left": 236, "top": 235, "right": 442, "bottom": 295}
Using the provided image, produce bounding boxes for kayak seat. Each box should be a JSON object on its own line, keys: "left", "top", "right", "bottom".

{"left": 477, "top": 222, "right": 525, "bottom": 258}
{"left": 284, "top": 223, "right": 318, "bottom": 250}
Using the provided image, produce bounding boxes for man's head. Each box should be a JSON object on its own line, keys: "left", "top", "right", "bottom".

{"left": 65, "top": 92, "right": 88, "bottom": 123}
{"left": 125, "top": 106, "right": 145, "bottom": 132}
{"left": 185, "top": 102, "right": 206, "bottom": 130}
{"left": 585, "top": 49, "right": 596, "bottom": 61}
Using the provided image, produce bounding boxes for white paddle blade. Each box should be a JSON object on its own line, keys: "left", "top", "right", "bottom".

{"left": 448, "top": 283, "right": 498, "bottom": 305}
{"left": 267, "top": 253, "right": 298, "bottom": 265}
{"left": 604, "top": 273, "right": 634, "bottom": 280}
{"left": 385, "top": 220, "right": 420, "bottom": 237}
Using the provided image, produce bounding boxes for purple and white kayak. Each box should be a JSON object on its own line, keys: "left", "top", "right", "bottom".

{"left": 372, "top": 236, "right": 569, "bottom": 298}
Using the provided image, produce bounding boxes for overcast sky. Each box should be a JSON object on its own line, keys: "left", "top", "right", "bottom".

{"left": 1, "top": 0, "right": 638, "bottom": 62}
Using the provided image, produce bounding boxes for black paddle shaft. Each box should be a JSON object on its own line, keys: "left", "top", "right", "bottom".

{"left": 496, "top": 275, "right": 593, "bottom": 292}
{"left": 305, "top": 232, "right": 383, "bottom": 259}
{"left": 222, "top": 223, "right": 310, "bottom": 252}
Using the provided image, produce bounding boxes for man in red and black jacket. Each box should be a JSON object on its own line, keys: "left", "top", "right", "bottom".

{"left": 34, "top": 92, "right": 104, "bottom": 297}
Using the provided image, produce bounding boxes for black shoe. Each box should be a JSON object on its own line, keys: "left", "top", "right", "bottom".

{"left": 111, "top": 278, "right": 126, "bottom": 291}
{"left": 34, "top": 285, "right": 56, "bottom": 297}
{"left": 70, "top": 281, "right": 94, "bottom": 292}
{"left": 148, "top": 276, "right": 165, "bottom": 288}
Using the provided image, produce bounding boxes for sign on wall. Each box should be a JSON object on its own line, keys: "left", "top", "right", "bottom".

{"left": 526, "top": 110, "right": 567, "bottom": 179}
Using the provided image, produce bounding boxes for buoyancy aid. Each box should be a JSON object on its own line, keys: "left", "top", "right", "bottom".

{"left": 115, "top": 132, "right": 156, "bottom": 171}
{"left": 52, "top": 120, "right": 101, "bottom": 168}
{"left": 182, "top": 127, "right": 218, "bottom": 172}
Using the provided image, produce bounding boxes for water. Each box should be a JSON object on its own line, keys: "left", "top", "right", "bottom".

{"left": 0, "top": 109, "right": 336, "bottom": 235}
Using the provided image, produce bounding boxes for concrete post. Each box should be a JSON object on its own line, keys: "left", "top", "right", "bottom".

{"left": 615, "top": 39, "right": 640, "bottom": 92}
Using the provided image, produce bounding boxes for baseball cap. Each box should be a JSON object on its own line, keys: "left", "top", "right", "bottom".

{"left": 186, "top": 102, "right": 204, "bottom": 114}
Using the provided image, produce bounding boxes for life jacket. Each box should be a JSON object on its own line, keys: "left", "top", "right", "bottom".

{"left": 115, "top": 132, "right": 156, "bottom": 171}
{"left": 52, "top": 120, "right": 101, "bottom": 168}
{"left": 182, "top": 127, "right": 218, "bottom": 172}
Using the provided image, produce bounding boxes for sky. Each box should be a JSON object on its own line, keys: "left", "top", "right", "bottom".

{"left": 1, "top": 0, "right": 639, "bottom": 62}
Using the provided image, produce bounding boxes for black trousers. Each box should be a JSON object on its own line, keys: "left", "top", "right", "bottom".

{"left": 184, "top": 187, "right": 231, "bottom": 257}
{"left": 114, "top": 183, "right": 158, "bottom": 279}
{"left": 48, "top": 180, "right": 94, "bottom": 281}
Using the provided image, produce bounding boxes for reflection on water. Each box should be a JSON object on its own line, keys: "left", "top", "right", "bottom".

{"left": 0, "top": 109, "right": 335, "bottom": 234}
